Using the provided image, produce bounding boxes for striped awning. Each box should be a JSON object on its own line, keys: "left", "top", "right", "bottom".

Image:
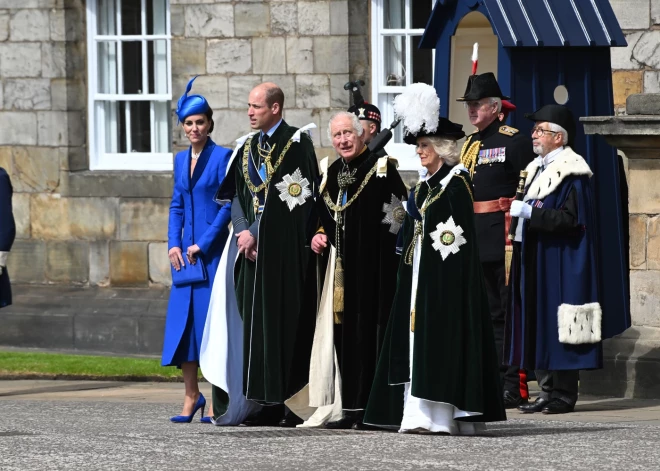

{"left": 483, "top": 0, "right": 627, "bottom": 47}
{"left": 420, "top": 0, "right": 627, "bottom": 48}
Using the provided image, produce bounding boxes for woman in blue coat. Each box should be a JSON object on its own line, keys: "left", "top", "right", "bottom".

{"left": 162, "top": 77, "right": 232, "bottom": 423}
{"left": 0, "top": 167, "right": 15, "bottom": 309}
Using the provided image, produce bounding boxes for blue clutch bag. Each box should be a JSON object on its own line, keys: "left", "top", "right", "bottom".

{"left": 171, "top": 256, "right": 207, "bottom": 287}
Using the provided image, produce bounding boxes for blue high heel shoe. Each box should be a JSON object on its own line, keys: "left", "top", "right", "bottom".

{"left": 170, "top": 393, "right": 206, "bottom": 423}
{"left": 200, "top": 416, "right": 213, "bottom": 424}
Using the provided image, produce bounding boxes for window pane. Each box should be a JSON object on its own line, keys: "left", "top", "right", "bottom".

{"left": 97, "top": 41, "right": 118, "bottom": 94}
{"left": 130, "top": 101, "right": 151, "bottom": 152}
{"left": 383, "top": 35, "right": 406, "bottom": 86}
{"left": 149, "top": 0, "right": 168, "bottom": 35}
{"left": 384, "top": 0, "right": 404, "bottom": 29}
{"left": 153, "top": 101, "right": 171, "bottom": 153}
{"left": 102, "top": 101, "right": 124, "bottom": 153}
{"left": 122, "top": 41, "right": 143, "bottom": 94}
{"left": 121, "top": 0, "right": 141, "bottom": 35}
{"left": 97, "top": 0, "right": 117, "bottom": 35}
{"left": 148, "top": 40, "right": 168, "bottom": 94}
{"left": 412, "top": 0, "right": 433, "bottom": 29}
{"left": 411, "top": 36, "right": 433, "bottom": 84}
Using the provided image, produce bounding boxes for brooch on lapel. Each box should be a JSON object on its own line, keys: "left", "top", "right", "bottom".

{"left": 381, "top": 194, "right": 406, "bottom": 234}
{"left": 429, "top": 216, "right": 467, "bottom": 260}
{"left": 276, "top": 168, "right": 312, "bottom": 211}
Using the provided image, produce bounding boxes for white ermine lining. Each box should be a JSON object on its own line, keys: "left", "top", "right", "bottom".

{"left": 523, "top": 147, "right": 593, "bottom": 201}
{"left": 557, "top": 302, "right": 602, "bottom": 345}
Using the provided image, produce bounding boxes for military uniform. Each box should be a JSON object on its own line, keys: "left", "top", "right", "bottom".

{"left": 457, "top": 73, "right": 535, "bottom": 404}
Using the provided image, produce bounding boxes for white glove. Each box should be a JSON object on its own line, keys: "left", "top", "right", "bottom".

{"left": 0, "top": 251, "right": 7, "bottom": 276}
{"left": 510, "top": 200, "right": 532, "bottom": 220}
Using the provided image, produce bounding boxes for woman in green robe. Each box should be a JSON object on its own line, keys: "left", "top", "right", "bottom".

{"left": 364, "top": 108, "right": 506, "bottom": 434}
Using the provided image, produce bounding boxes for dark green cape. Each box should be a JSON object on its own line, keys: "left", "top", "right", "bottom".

{"left": 316, "top": 150, "right": 407, "bottom": 410}
{"left": 234, "top": 121, "right": 319, "bottom": 404}
{"left": 364, "top": 164, "right": 506, "bottom": 426}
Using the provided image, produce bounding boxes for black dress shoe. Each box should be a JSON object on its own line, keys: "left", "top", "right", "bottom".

{"left": 325, "top": 411, "right": 363, "bottom": 430}
{"left": 518, "top": 397, "right": 551, "bottom": 414}
{"left": 278, "top": 412, "right": 303, "bottom": 428}
{"left": 542, "top": 399, "right": 575, "bottom": 414}
{"left": 242, "top": 406, "right": 284, "bottom": 426}
{"left": 503, "top": 391, "right": 527, "bottom": 409}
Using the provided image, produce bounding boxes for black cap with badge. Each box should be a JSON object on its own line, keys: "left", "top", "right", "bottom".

{"left": 525, "top": 104, "right": 576, "bottom": 147}
{"left": 345, "top": 80, "right": 382, "bottom": 132}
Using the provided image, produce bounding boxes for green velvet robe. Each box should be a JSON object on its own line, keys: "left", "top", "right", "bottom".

{"left": 364, "top": 164, "right": 507, "bottom": 427}
{"left": 234, "top": 121, "right": 319, "bottom": 404}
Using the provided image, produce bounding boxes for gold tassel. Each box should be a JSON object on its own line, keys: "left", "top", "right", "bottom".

{"left": 333, "top": 257, "right": 344, "bottom": 324}
{"left": 505, "top": 245, "right": 513, "bottom": 286}
{"left": 410, "top": 308, "right": 415, "bottom": 332}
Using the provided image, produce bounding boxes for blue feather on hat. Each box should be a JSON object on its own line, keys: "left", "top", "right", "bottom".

{"left": 175, "top": 76, "right": 211, "bottom": 123}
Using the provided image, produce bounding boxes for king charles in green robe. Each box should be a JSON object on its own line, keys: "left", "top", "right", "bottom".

{"left": 286, "top": 111, "right": 406, "bottom": 430}
{"left": 364, "top": 85, "right": 506, "bottom": 434}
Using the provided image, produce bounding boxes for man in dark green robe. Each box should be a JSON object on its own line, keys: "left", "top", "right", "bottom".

{"left": 220, "top": 82, "right": 319, "bottom": 426}
{"left": 298, "top": 111, "right": 406, "bottom": 430}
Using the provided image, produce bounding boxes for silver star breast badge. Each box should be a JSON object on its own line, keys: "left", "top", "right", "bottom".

{"left": 429, "top": 216, "right": 467, "bottom": 260}
{"left": 381, "top": 194, "right": 406, "bottom": 234}
{"left": 275, "top": 168, "right": 312, "bottom": 211}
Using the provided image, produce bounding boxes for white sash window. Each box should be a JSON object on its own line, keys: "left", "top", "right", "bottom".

{"left": 371, "top": 0, "right": 436, "bottom": 171}
{"left": 87, "top": 0, "right": 172, "bottom": 171}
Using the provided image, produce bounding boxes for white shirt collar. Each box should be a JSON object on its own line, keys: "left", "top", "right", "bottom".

{"left": 541, "top": 146, "right": 564, "bottom": 168}
{"left": 262, "top": 119, "right": 283, "bottom": 140}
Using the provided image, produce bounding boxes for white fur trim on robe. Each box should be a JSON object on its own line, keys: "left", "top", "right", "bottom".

{"left": 557, "top": 302, "right": 602, "bottom": 345}
{"left": 285, "top": 246, "right": 343, "bottom": 426}
{"left": 523, "top": 147, "right": 593, "bottom": 201}
{"left": 199, "top": 227, "right": 261, "bottom": 425}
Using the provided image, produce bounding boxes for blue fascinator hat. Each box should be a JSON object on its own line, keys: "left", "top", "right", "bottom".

{"left": 175, "top": 76, "right": 211, "bottom": 123}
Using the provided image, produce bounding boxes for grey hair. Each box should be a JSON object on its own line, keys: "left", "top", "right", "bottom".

{"left": 489, "top": 97, "right": 502, "bottom": 113}
{"left": 327, "top": 111, "right": 364, "bottom": 140}
{"left": 421, "top": 136, "right": 460, "bottom": 166}
{"left": 547, "top": 122, "right": 569, "bottom": 146}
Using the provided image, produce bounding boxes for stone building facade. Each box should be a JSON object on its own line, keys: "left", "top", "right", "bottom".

{"left": 1, "top": 0, "right": 368, "bottom": 289}
{"left": 0, "top": 0, "right": 657, "bottom": 292}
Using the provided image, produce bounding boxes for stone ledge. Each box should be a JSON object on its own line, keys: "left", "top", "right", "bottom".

{"left": 627, "top": 93, "right": 660, "bottom": 115}
{"left": 0, "top": 285, "right": 169, "bottom": 356}
{"left": 66, "top": 171, "right": 173, "bottom": 198}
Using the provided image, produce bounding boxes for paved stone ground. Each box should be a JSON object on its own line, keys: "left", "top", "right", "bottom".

{"left": 1, "top": 381, "right": 660, "bottom": 470}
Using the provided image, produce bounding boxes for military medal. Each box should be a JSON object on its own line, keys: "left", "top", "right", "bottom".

{"left": 430, "top": 216, "right": 467, "bottom": 260}
{"left": 275, "top": 168, "right": 311, "bottom": 211}
{"left": 381, "top": 194, "right": 406, "bottom": 234}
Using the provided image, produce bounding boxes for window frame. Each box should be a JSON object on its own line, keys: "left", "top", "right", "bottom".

{"left": 87, "top": 0, "right": 173, "bottom": 171}
{"left": 371, "top": 0, "right": 437, "bottom": 171}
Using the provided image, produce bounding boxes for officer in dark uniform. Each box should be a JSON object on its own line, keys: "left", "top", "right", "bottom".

{"left": 345, "top": 80, "right": 385, "bottom": 155}
{"left": 456, "top": 72, "right": 536, "bottom": 408}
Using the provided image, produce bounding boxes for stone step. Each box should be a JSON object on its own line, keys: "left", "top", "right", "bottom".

{"left": 0, "top": 284, "right": 169, "bottom": 356}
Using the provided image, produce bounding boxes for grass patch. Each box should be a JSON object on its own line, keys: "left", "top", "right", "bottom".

{"left": 0, "top": 351, "right": 184, "bottom": 381}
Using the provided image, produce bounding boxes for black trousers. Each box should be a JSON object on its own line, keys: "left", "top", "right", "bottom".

{"left": 482, "top": 259, "right": 521, "bottom": 398}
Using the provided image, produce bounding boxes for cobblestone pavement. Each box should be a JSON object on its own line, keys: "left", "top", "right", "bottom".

{"left": 1, "top": 381, "right": 659, "bottom": 470}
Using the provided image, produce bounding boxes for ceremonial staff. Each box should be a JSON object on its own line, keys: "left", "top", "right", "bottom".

{"left": 508, "top": 170, "right": 528, "bottom": 240}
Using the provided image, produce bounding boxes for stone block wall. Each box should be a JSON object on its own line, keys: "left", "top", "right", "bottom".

{"left": 170, "top": 0, "right": 369, "bottom": 159}
{"left": 610, "top": 0, "right": 660, "bottom": 111}
{"left": 1, "top": 0, "right": 367, "bottom": 289}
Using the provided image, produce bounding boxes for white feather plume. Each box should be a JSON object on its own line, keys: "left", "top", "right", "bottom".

{"left": 472, "top": 43, "right": 479, "bottom": 62}
{"left": 393, "top": 83, "right": 440, "bottom": 135}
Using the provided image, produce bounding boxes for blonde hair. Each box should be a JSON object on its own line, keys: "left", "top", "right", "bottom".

{"left": 420, "top": 136, "right": 460, "bottom": 165}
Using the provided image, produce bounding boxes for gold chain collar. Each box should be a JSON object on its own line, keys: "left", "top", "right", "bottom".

{"left": 322, "top": 162, "right": 379, "bottom": 212}
{"left": 242, "top": 135, "right": 294, "bottom": 195}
